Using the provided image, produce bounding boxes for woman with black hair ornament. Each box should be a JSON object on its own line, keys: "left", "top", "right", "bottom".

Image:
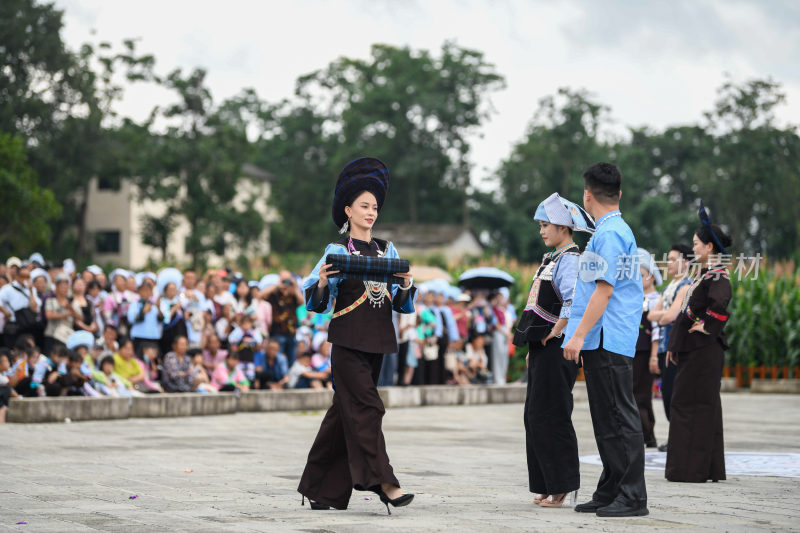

{"left": 297, "top": 157, "right": 417, "bottom": 514}
{"left": 665, "top": 201, "right": 733, "bottom": 483}
{"left": 513, "top": 192, "right": 595, "bottom": 508}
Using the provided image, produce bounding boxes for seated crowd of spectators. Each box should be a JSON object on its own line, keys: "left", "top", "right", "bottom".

{"left": 0, "top": 253, "right": 517, "bottom": 423}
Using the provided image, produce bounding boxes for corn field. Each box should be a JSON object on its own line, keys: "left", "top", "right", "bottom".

{"left": 725, "top": 263, "right": 800, "bottom": 369}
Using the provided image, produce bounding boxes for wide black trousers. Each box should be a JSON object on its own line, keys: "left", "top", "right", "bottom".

{"left": 665, "top": 343, "right": 726, "bottom": 482}
{"left": 582, "top": 346, "right": 648, "bottom": 507}
{"left": 524, "top": 338, "right": 580, "bottom": 495}
{"left": 297, "top": 345, "right": 400, "bottom": 509}
{"left": 632, "top": 349, "right": 656, "bottom": 445}
{"left": 657, "top": 352, "right": 677, "bottom": 420}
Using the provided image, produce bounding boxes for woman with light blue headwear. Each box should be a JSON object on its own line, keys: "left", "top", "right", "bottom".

{"left": 513, "top": 192, "right": 594, "bottom": 508}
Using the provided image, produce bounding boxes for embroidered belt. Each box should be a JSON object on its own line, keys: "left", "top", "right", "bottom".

{"left": 706, "top": 309, "right": 728, "bottom": 322}
{"left": 685, "top": 306, "right": 703, "bottom": 323}
{"left": 331, "top": 288, "right": 391, "bottom": 319}
{"left": 332, "top": 292, "right": 368, "bottom": 319}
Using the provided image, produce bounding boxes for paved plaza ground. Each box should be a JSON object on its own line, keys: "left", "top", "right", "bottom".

{"left": 1, "top": 392, "right": 799, "bottom": 532}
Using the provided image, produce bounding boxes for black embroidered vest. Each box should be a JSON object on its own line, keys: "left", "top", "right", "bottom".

{"left": 326, "top": 238, "right": 398, "bottom": 354}
{"left": 513, "top": 244, "right": 579, "bottom": 346}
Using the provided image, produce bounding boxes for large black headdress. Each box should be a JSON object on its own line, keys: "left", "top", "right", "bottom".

{"left": 331, "top": 157, "right": 389, "bottom": 230}
{"left": 698, "top": 200, "right": 727, "bottom": 255}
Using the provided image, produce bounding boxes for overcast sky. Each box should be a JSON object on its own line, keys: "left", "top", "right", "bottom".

{"left": 55, "top": 0, "right": 800, "bottom": 183}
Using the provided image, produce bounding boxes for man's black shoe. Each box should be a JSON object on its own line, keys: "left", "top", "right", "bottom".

{"left": 596, "top": 501, "right": 649, "bottom": 517}
{"left": 658, "top": 442, "right": 668, "bottom": 452}
{"left": 574, "top": 500, "right": 609, "bottom": 513}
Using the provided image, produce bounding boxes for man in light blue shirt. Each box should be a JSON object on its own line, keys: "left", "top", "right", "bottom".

{"left": 127, "top": 280, "right": 161, "bottom": 356}
{"left": 562, "top": 162, "right": 648, "bottom": 518}
{"left": 435, "top": 293, "right": 460, "bottom": 343}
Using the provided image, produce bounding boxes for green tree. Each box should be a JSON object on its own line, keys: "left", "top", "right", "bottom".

{"left": 611, "top": 126, "right": 710, "bottom": 255}
{"left": 478, "top": 80, "right": 800, "bottom": 263}
{"left": 475, "top": 88, "right": 607, "bottom": 262}
{"left": 701, "top": 79, "right": 800, "bottom": 259}
{"left": 257, "top": 42, "right": 505, "bottom": 254}
{"left": 252, "top": 104, "right": 338, "bottom": 254}
{"left": 1, "top": 0, "right": 159, "bottom": 259}
{"left": 138, "top": 69, "right": 266, "bottom": 267}
{"left": 140, "top": 208, "right": 178, "bottom": 264}
{"left": 32, "top": 39, "right": 158, "bottom": 259}
{"left": 0, "top": 0, "right": 76, "bottom": 138}
{"left": 0, "top": 133, "right": 61, "bottom": 255}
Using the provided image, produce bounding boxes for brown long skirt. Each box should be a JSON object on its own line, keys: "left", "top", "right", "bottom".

{"left": 297, "top": 345, "right": 400, "bottom": 509}
{"left": 665, "top": 343, "right": 726, "bottom": 482}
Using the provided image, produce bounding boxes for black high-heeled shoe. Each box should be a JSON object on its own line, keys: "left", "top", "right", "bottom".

{"left": 301, "top": 494, "right": 331, "bottom": 510}
{"left": 372, "top": 487, "right": 414, "bottom": 515}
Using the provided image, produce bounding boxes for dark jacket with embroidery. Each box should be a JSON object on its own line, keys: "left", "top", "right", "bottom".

{"left": 305, "top": 237, "right": 415, "bottom": 354}
{"left": 668, "top": 265, "right": 732, "bottom": 352}
{"left": 513, "top": 244, "right": 580, "bottom": 346}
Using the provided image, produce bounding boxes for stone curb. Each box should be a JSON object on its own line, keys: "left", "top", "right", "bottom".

{"left": 7, "top": 396, "right": 130, "bottom": 423}
{"left": 721, "top": 377, "right": 739, "bottom": 392}
{"left": 749, "top": 379, "right": 800, "bottom": 394}
{"left": 8, "top": 383, "right": 590, "bottom": 423}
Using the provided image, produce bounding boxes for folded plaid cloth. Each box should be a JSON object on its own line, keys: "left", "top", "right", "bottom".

{"left": 326, "top": 254, "right": 409, "bottom": 285}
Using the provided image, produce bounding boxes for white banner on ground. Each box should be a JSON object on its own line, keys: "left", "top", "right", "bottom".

{"left": 579, "top": 452, "right": 800, "bottom": 478}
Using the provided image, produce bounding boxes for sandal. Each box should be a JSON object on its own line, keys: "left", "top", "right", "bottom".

{"left": 539, "top": 493, "right": 567, "bottom": 508}
{"left": 533, "top": 493, "right": 548, "bottom": 505}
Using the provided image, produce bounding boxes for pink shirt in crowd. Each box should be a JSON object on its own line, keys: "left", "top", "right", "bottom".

{"left": 203, "top": 349, "right": 228, "bottom": 369}
{"left": 211, "top": 363, "right": 247, "bottom": 390}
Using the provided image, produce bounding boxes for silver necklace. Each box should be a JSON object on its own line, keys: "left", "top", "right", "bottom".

{"left": 595, "top": 210, "right": 621, "bottom": 230}
{"left": 350, "top": 237, "right": 387, "bottom": 308}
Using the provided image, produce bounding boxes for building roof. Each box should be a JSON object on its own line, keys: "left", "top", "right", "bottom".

{"left": 242, "top": 163, "right": 275, "bottom": 182}
{"left": 375, "top": 224, "right": 480, "bottom": 249}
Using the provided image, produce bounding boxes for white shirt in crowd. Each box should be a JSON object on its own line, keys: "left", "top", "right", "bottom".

{"left": 466, "top": 343, "right": 488, "bottom": 368}
{"left": 288, "top": 360, "right": 311, "bottom": 389}
{"left": 398, "top": 312, "right": 418, "bottom": 344}
{"left": 0, "top": 281, "right": 34, "bottom": 322}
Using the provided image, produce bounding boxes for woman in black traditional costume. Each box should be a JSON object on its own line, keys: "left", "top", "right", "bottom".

{"left": 514, "top": 193, "right": 594, "bottom": 508}
{"left": 633, "top": 248, "right": 662, "bottom": 449}
{"left": 665, "top": 202, "right": 732, "bottom": 482}
{"left": 647, "top": 243, "right": 693, "bottom": 452}
{"left": 297, "top": 158, "right": 416, "bottom": 514}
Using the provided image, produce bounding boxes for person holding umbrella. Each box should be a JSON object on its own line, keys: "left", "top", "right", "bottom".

{"left": 297, "top": 157, "right": 416, "bottom": 515}
{"left": 458, "top": 267, "right": 514, "bottom": 382}
{"left": 514, "top": 192, "right": 594, "bottom": 508}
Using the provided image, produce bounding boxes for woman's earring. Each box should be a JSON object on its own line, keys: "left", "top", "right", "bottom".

{"left": 338, "top": 219, "right": 349, "bottom": 235}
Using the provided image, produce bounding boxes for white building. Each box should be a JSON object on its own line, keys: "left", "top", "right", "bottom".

{"left": 84, "top": 164, "right": 276, "bottom": 269}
